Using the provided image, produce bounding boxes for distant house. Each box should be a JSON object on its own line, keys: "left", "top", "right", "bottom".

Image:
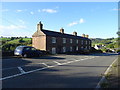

{"left": 32, "top": 22, "right": 92, "bottom": 54}
{"left": 94, "top": 44, "right": 105, "bottom": 50}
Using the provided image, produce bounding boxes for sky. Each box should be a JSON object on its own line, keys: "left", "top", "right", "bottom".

{"left": 0, "top": 2, "right": 119, "bottom": 38}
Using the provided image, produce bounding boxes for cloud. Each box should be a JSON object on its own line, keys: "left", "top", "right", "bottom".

{"left": 68, "top": 22, "right": 78, "bottom": 27}
{"left": 0, "top": 25, "right": 27, "bottom": 36}
{"left": 0, "top": 25, "right": 34, "bottom": 37}
{"left": 16, "top": 9, "right": 23, "bottom": 12}
{"left": 68, "top": 18, "right": 85, "bottom": 27}
{"left": 16, "top": 9, "right": 27, "bottom": 12}
{"left": 38, "top": 9, "right": 41, "bottom": 12}
{"left": 0, "top": 25, "right": 26, "bottom": 30}
{"left": 30, "top": 11, "right": 34, "bottom": 15}
{"left": 42, "top": 9, "right": 57, "bottom": 13}
{"left": 79, "top": 18, "right": 85, "bottom": 23}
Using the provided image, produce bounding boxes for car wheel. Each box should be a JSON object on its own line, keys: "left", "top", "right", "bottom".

{"left": 23, "top": 54, "right": 27, "bottom": 58}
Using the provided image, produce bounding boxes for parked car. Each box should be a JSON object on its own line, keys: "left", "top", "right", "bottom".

{"left": 14, "top": 46, "right": 42, "bottom": 57}
{"left": 118, "top": 52, "right": 120, "bottom": 55}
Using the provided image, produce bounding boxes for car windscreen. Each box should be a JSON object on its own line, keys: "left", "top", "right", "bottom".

{"left": 15, "top": 47, "right": 23, "bottom": 51}
{"left": 31, "top": 47, "right": 36, "bottom": 51}
{"left": 23, "top": 47, "right": 31, "bottom": 51}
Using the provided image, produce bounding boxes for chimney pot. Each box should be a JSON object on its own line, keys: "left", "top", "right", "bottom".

{"left": 37, "top": 21, "right": 43, "bottom": 31}
{"left": 85, "top": 35, "right": 89, "bottom": 38}
{"left": 73, "top": 31, "right": 77, "bottom": 36}
{"left": 60, "top": 28, "right": 64, "bottom": 34}
{"left": 82, "top": 34, "right": 85, "bottom": 37}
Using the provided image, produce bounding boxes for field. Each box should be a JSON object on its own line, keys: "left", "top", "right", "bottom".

{"left": 0, "top": 37, "right": 32, "bottom": 52}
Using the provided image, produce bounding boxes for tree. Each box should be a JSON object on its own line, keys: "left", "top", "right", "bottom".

{"left": 19, "top": 38, "right": 24, "bottom": 43}
{"left": 25, "top": 36, "right": 27, "bottom": 38}
{"left": 11, "top": 37, "right": 15, "bottom": 40}
{"left": 106, "top": 43, "right": 114, "bottom": 49}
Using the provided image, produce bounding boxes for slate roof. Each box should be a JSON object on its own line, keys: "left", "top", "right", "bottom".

{"left": 32, "top": 29, "right": 91, "bottom": 40}
{"left": 42, "top": 29, "right": 90, "bottom": 40}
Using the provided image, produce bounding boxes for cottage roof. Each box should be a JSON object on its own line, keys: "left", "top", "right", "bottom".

{"left": 32, "top": 28, "right": 91, "bottom": 40}
{"left": 40, "top": 29, "right": 90, "bottom": 40}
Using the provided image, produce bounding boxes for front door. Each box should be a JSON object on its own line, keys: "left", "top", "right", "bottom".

{"left": 52, "top": 47, "right": 56, "bottom": 54}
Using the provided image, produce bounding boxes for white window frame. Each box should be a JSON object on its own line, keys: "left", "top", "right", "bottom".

{"left": 63, "top": 47, "right": 66, "bottom": 53}
{"left": 70, "top": 46, "right": 72, "bottom": 52}
{"left": 52, "top": 37, "right": 56, "bottom": 43}
{"left": 63, "top": 38, "right": 66, "bottom": 43}
{"left": 76, "top": 46, "right": 78, "bottom": 51}
{"left": 81, "top": 46, "right": 84, "bottom": 49}
{"left": 70, "top": 39, "right": 72, "bottom": 43}
{"left": 52, "top": 47, "right": 56, "bottom": 54}
{"left": 76, "top": 40, "right": 78, "bottom": 44}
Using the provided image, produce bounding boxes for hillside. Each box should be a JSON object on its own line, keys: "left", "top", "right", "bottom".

{"left": 0, "top": 37, "right": 32, "bottom": 51}
{"left": 90, "top": 38, "right": 118, "bottom": 52}
{"left": 0, "top": 37, "right": 118, "bottom": 52}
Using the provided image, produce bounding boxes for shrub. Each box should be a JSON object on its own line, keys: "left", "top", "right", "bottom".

{"left": 90, "top": 47, "right": 103, "bottom": 53}
{"left": 101, "top": 48, "right": 107, "bottom": 52}
{"left": 96, "top": 49, "right": 103, "bottom": 53}
{"left": 117, "top": 49, "right": 120, "bottom": 53}
{"left": 19, "top": 38, "right": 25, "bottom": 43}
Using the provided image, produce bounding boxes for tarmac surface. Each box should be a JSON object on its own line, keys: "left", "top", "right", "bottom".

{"left": 1, "top": 53, "right": 118, "bottom": 88}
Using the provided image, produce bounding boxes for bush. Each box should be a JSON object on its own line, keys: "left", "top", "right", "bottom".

{"left": 19, "top": 38, "right": 25, "bottom": 43}
{"left": 101, "top": 48, "right": 107, "bottom": 52}
{"left": 105, "top": 49, "right": 113, "bottom": 53}
{"left": 117, "top": 49, "right": 120, "bottom": 53}
{"left": 90, "top": 47, "right": 103, "bottom": 53}
{"left": 96, "top": 49, "right": 103, "bottom": 53}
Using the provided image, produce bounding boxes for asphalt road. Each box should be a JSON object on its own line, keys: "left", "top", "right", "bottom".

{"left": 1, "top": 53, "right": 118, "bottom": 88}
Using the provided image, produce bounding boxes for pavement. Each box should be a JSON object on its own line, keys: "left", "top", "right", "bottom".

{"left": 1, "top": 53, "right": 118, "bottom": 88}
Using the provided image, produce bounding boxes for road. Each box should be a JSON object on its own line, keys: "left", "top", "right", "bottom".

{"left": 1, "top": 53, "right": 118, "bottom": 88}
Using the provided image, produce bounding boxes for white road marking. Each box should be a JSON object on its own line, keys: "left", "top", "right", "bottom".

{"left": 80, "top": 58, "right": 87, "bottom": 61}
{"left": 53, "top": 61, "right": 62, "bottom": 65}
{"left": 18, "top": 67, "right": 25, "bottom": 74}
{"left": 95, "top": 58, "right": 118, "bottom": 89}
{"left": 1, "top": 56, "right": 98, "bottom": 81}
{"left": 41, "top": 63, "right": 49, "bottom": 67}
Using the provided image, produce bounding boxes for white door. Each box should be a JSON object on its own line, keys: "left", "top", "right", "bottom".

{"left": 52, "top": 48, "right": 56, "bottom": 54}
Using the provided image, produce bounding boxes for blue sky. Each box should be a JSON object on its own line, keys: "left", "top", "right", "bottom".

{"left": 1, "top": 2, "right": 118, "bottom": 38}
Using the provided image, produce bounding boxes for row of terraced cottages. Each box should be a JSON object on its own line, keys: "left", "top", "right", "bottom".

{"left": 32, "top": 22, "right": 92, "bottom": 54}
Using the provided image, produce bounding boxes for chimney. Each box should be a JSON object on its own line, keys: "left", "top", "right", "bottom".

{"left": 73, "top": 31, "right": 77, "bottom": 36}
{"left": 85, "top": 35, "right": 89, "bottom": 38}
{"left": 60, "top": 28, "right": 64, "bottom": 34}
{"left": 37, "top": 21, "right": 43, "bottom": 31}
{"left": 82, "top": 34, "right": 85, "bottom": 37}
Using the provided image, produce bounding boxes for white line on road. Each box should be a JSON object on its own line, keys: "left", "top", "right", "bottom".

{"left": 41, "top": 63, "right": 49, "bottom": 67}
{"left": 1, "top": 56, "right": 97, "bottom": 81}
{"left": 53, "top": 61, "right": 62, "bottom": 65}
{"left": 18, "top": 67, "right": 25, "bottom": 74}
{"left": 95, "top": 58, "right": 118, "bottom": 89}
